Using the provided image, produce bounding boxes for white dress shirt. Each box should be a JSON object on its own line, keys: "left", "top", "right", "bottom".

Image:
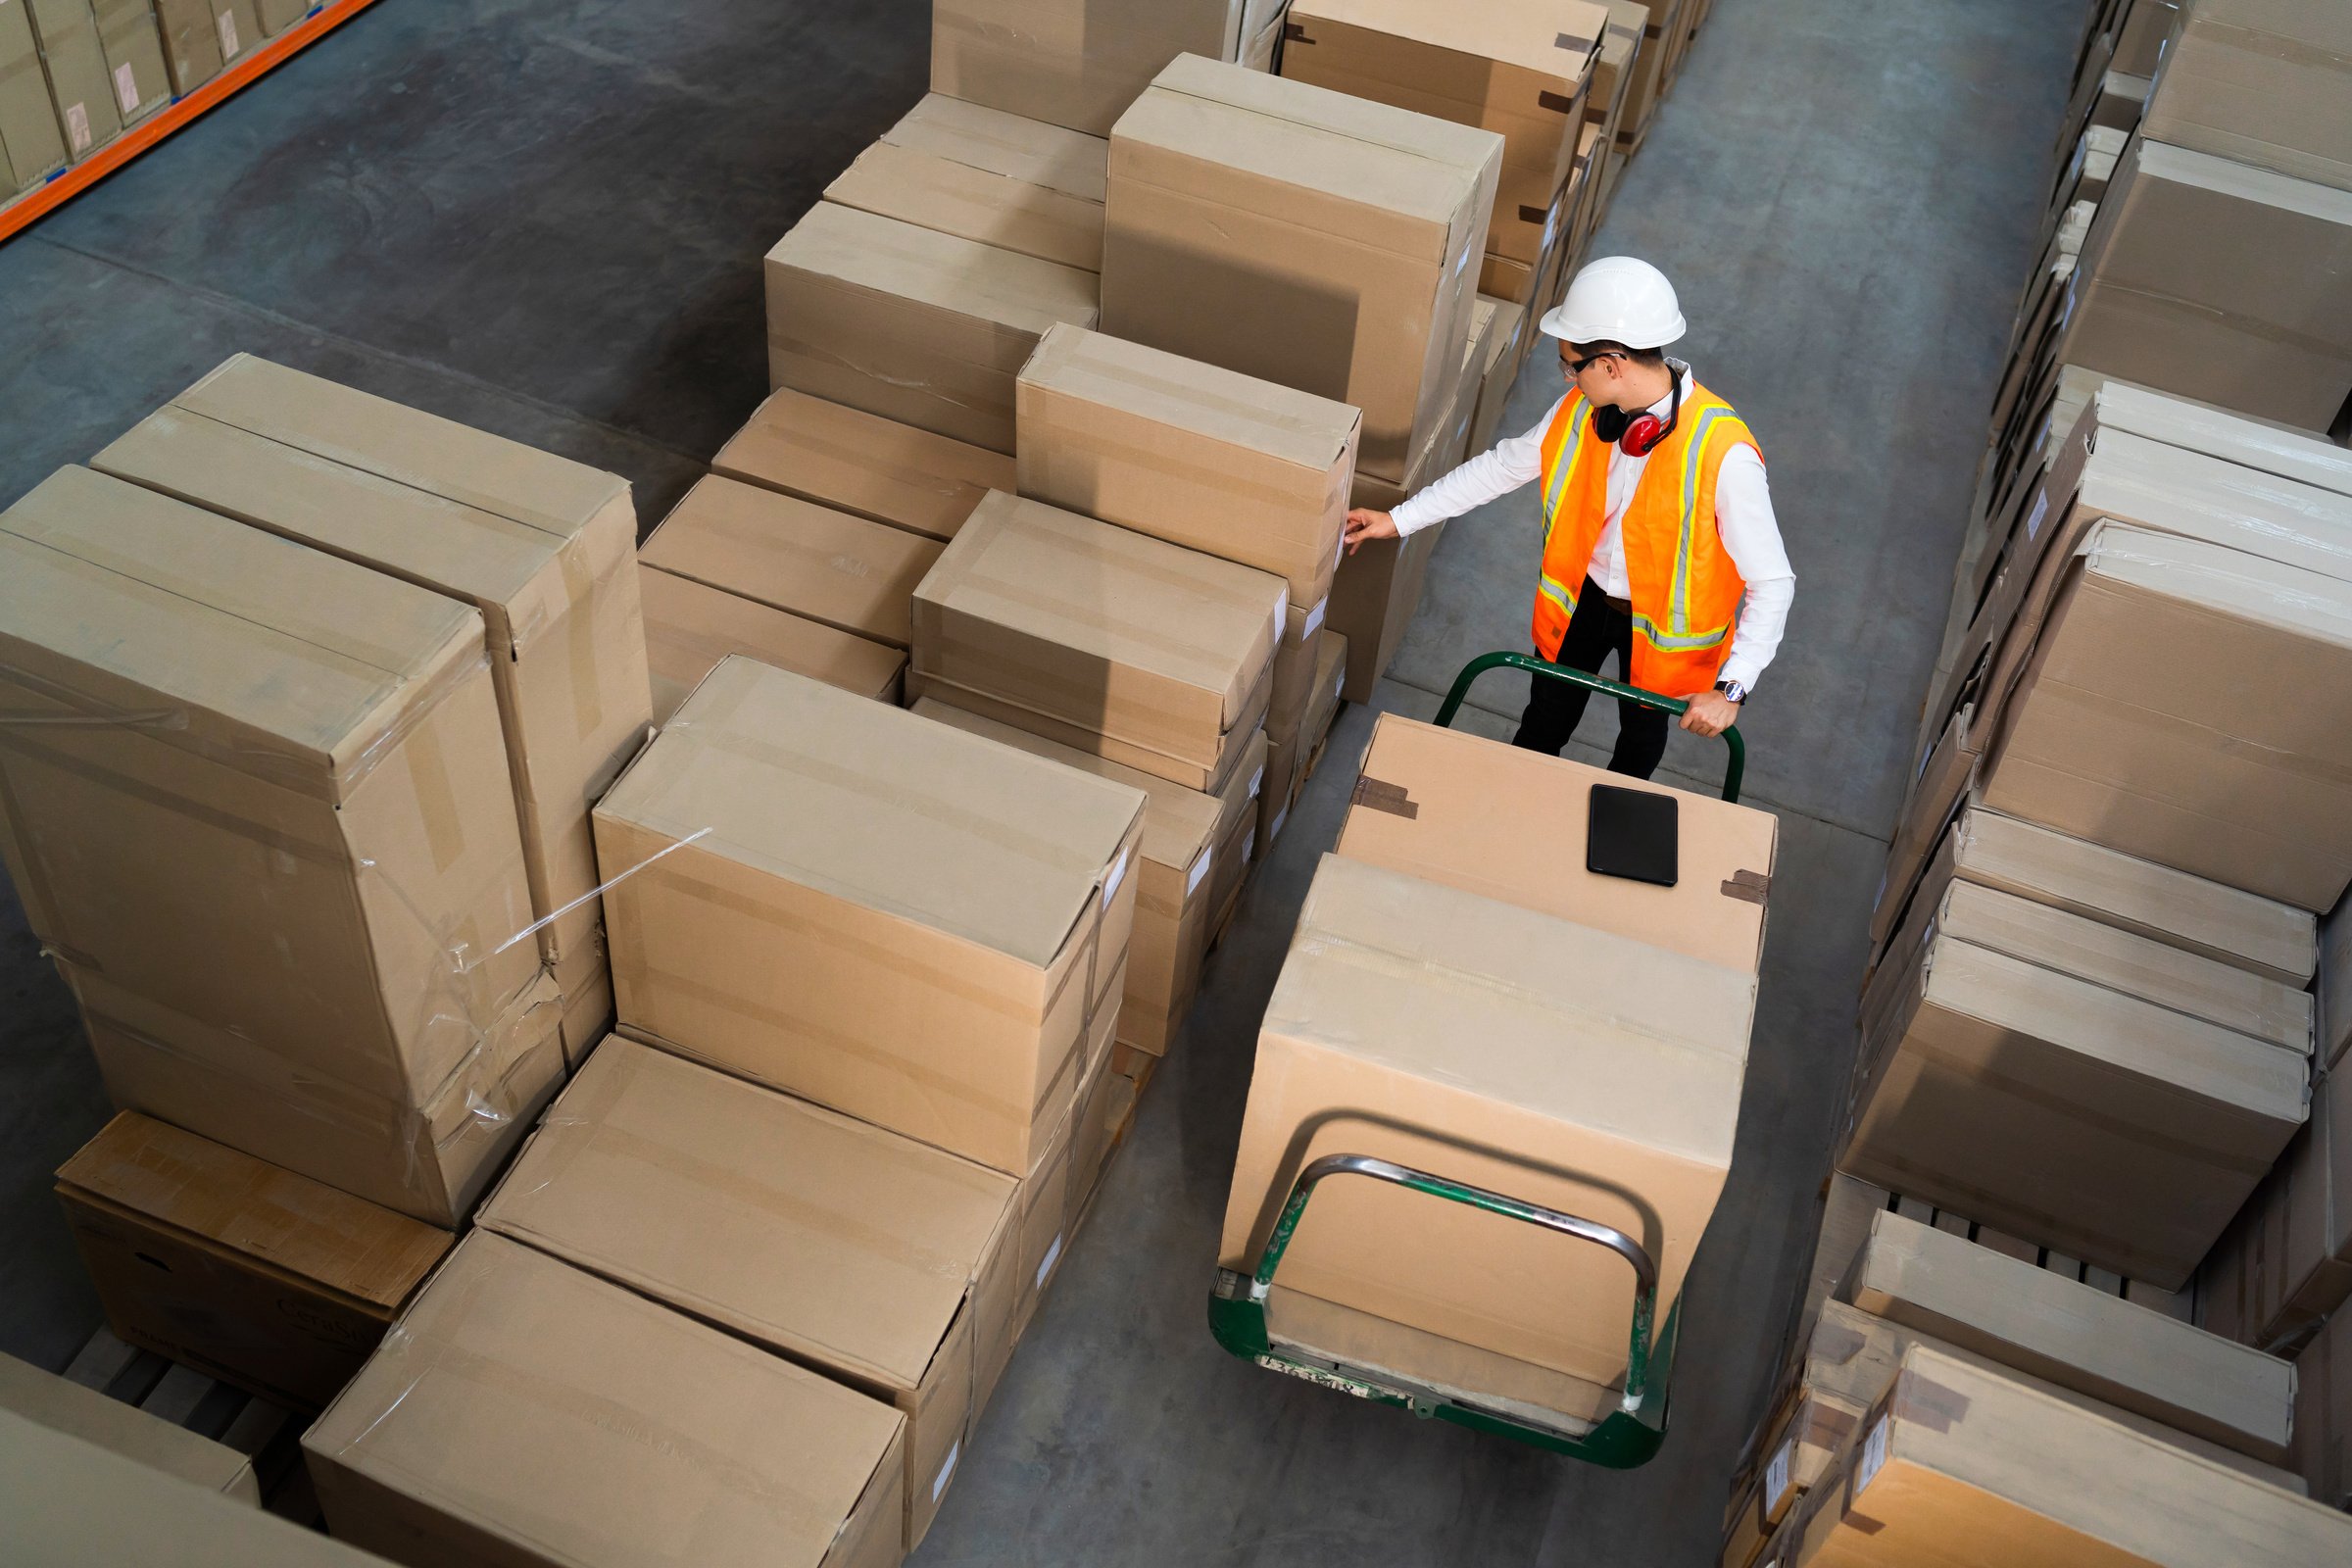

{"left": 1390, "top": 368, "right": 1795, "bottom": 690}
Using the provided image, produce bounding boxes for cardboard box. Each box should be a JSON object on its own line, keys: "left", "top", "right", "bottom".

{"left": 1004, "top": 1041, "right": 1118, "bottom": 1347}
{"left": 54, "top": 1113, "right": 451, "bottom": 1412}
{"left": 256, "top": 0, "right": 304, "bottom": 37}
{"left": 0, "top": 0, "right": 69, "bottom": 192}
{"left": 595, "top": 658, "right": 1143, "bottom": 1176}
{"left": 1328, "top": 521, "right": 1441, "bottom": 704}
{"left": 1337, "top": 712, "right": 1779, "bottom": 974}
{"left": 826, "top": 94, "right": 1107, "bottom": 271}
{"left": 25, "top": 0, "right": 121, "bottom": 160}
{"left": 912, "top": 698, "right": 1263, "bottom": 1058}
{"left": 711, "top": 386, "right": 1013, "bottom": 545}
{"left": 1787, "top": 1344, "right": 2352, "bottom": 1567}
{"left": 931, "top": 0, "right": 1262, "bottom": 136}
{"left": 1264, "top": 596, "right": 1332, "bottom": 751}
{"left": 1790, "top": 1175, "right": 1891, "bottom": 1370}
{"left": 2053, "top": 137, "right": 2352, "bottom": 431}
{"left": 214, "top": 0, "right": 261, "bottom": 62}
{"left": 2328, "top": 894, "right": 2352, "bottom": 1069}
{"left": 637, "top": 474, "right": 940, "bottom": 652}
{"left": 306, "top": 1232, "right": 906, "bottom": 1568}
{"left": 639, "top": 564, "right": 904, "bottom": 721}
{"left": 151, "top": 0, "right": 224, "bottom": 95}
{"left": 1220, "top": 854, "right": 1749, "bottom": 1385}
{"left": 764, "top": 200, "right": 1100, "bottom": 454}
{"left": 0, "top": 1350, "right": 257, "bottom": 1501}
{"left": 3, "top": 1409, "right": 387, "bottom": 1568}
{"left": 1280, "top": 0, "right": 1602, "bottom": 265}
{"left": 1615, "top": 0, "right": 1677, "bottom": 145}
{"left": 1842, "top": 915, "right": 2309, "bottom": 1289}
{"left": 1468, "top": 295, "right": 1525, "bottom": 456}
{"left": 2140, "top": 0, "right": 2352, "bottom": 194}
{"left": 1102, "top": 54, "right": 1501, "bottom": 483}
{"left": 1839, "top": 1206, "right": 2294, "bottom": 1461}
{"left": 2198, "top": 1061, "right": 2352, "bottom": 1352}
{"left": 478, "top": 1039, "right": 1016, "bottom": 1549}
{"left": 88, "top": 0, "right": 168, "bottom": 125}
{"left": 1302, "top": 619, "right": 1346, "bottom": 752}
{"left": 1592, "top": 1, "right": 1648, "bottom": 126}
{"left": 1015, "top": 321, "right": 1360, "bottom": 610}
{"left": 93, "top": 354, "right": 653, "bottom": 1063}
{"left": 908, "top": 489, "right": 1285, "bottom": 792}
{"left": 2292, "top": 1298, "right": 2352, "bottom": 1508}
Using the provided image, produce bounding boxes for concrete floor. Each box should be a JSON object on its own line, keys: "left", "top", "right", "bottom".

{"left": 0, "top": 0, "right": 2080, "bottom": 1561}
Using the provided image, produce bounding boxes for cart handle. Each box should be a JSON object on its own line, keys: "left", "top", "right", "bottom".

{"left": 1431, "top": 651, "right": 1745, "bottom": 804}
{"left": 1245, "top": 1152, "right": 1661, "bottom": 1409}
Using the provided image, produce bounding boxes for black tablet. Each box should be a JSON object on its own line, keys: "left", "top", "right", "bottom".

{"left": 1588, "top": 783, "right": 1679, "bottom": 887}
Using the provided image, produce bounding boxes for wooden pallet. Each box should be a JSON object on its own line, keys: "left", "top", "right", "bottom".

{"left": 58, "top": 1325, "right": 319, "bottom": 1527}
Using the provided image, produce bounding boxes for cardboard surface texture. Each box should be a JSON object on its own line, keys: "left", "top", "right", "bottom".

{"left": 1221, "top": 855, "right": 1749, "bottom": 1385}
{"left": 54, "top": 1113, "right": 451, "bottom": 1412}
{"left": 2293, "top": 1297, "right": 2352, "bottom": 1507}
{"left": 24, "top": 0, "right": 121, "bottom": 161}
{"left": 0, "top": 1349, "right": 257, "bottom": 1501}
{"left": 765, "top": 200, "right": 1100, "bottom": 454}
{"left": 639, "top": 564, "right": 905, "bottom": 721}
{"left": 711, "top": 385, "right": 1015, "bottom": 544}
{"left": 932, "top": 0, "right": 1258, "bottom": 136}
{"left": 305, "top": 1232, "right": 906, "bottom": 1568}
{"left": 828, "top": 93, "right": 1108, "bottom": 270}
{"left": 0, "top": 0, "right": 70, "bottom": 191}
{"left": 594, "top": 658, "right": 1144, "bottom": 1175}
{"left": 2140, "top": 0, "right": 2352, "bottom": 194}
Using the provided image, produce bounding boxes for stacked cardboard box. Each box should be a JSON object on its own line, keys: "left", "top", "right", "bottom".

{"left": 0, "top": 1348, "right": 260, "bottom": 1501}
{"left": 152, "top": 1, "right": 264, "bottom": 97}
{"left": 1, "top": 0, "right": 70, "bottom": 192}
{"left": 932, "top": 0, "right": 1289, "bottom": 137}
{"left": 825, "top": 94, "right": 1107, "bottom": 272}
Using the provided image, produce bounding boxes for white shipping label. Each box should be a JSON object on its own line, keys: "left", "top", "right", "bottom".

{"left": 1186, "top": 846, "right": 1214, "bottom": 898}
{"left": 1268, "top": 805, "right": 1290, "bottom": 841}
{"left": 1035, "top": 1233, "right": 1064, "bottom": 1288}
{"left": 65, "top": 103, "right": 90, "bottom": 154}
{"left": 2058, "top": 274, "right": 2078, "bottom": 330}
{"left": 1101, "top": 848, "right": 1130, "bottom": 911}
{"left": 1248, "top": 766, "right": 1264, "bottom": 801}
{"left": 1764, "top": 1440, "right": 1793, "bottom": 1511}
{"left": 931, "top": 1441, "right": 960, "bottom": 1502}
{"left": 217, "top": 12, "right": 239, "bottom": 57}
{"left": 2024, "top": 488, "right": 2050, "bottom": 543}
{"left": 114, "top": 63, "right": 139, "bottom": 116}
{"left": 1302, "top": 597, "right": 1328, "bottom": 638}
{"left": 1855, "top": 1415, "right": 1891, "bottom": 1494}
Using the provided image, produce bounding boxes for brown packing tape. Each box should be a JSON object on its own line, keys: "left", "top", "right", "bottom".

{"left": 1022, "top": 416, "right": 1337, "bottom": 517}
{"left": 1557, "top": 30, "right": 1597, "bottom": 53}
{"left": 558, "top": 540, "right": 608, "bottom": 745}
{"left": 912, "top": 630, "right": 1249, "bottom": 744}
{"left": 1812, "top": 1318, "right": 1869, "bottom": 1365}
{"left": 1721, "top": 869, "right": 1771, "bottom": 905}
{"left": 1349, "top": 775, "right": 1418, "bottom": 819}
{"left": 1283, "top": 21, "right": 1308, "bottom": 42}
{"left": 2184, "top": 19, "right": 2352, "bottom": 76}
{"left": 1026, "top": 333, "right": 1359, "bottom": 449}
{"left": 1537, "top": 91, "right": 1577, "bottom": 114}
{"left": 1517, "top": 204, "right": 1549, "bottom": 224}
{"left": 1800, "top": 1399, "right": 1858, "bottom": 1450}
{"left": 402, "top": 720, "right": 468, "bottom": 876}
{"left": 1890, "top": 1369, "right": 1970, "bottom": 1436}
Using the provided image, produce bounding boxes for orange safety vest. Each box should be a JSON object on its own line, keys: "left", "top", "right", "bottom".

{"left": 1532, "top": 379, "right": 1760, "bottom": 699}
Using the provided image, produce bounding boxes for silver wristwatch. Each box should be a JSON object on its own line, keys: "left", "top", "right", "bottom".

{"left": 1714, "top": 679, "right": 1748, "bottom": 705}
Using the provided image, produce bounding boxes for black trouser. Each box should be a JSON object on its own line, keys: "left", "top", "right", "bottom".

{"left": 1512, "top": 576, "right": 1670, "bottom": 779}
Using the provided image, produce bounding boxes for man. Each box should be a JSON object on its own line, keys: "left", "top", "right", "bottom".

{"left": 1347, "top": 257, "right": 1793, "bottom": 780}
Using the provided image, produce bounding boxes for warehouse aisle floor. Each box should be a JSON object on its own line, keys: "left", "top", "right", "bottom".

{"left": 0, "top": 2, "right": 2080, "bottom": 1562}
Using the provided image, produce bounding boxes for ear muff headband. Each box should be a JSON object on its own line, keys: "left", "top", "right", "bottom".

{"left": 1592, "top": 368, "right": 1683, "bottom": 457}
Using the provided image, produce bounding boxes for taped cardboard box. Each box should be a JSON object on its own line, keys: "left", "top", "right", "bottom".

{"left": 1264, "top": 596, "right": 1332, "bottom": 751}
{"left": 2292, "top": 1296, "right": 2352, "bottom": 1507}
{"left": 306, "top": 1232, "right": 906, "bottom": 1568}
{"left": 1468, "top": 295, "right": 1525, "bottom": 457}
{"left": 1007, "top": 1042, "right": 1117, "bottom": 1347}
{"left": 1280, "top": 0, "right": 1601, "bottom": 266}
{"left": 2140, "top": 0, "right": 2352, "bottom": 194}
{"left": 711, "top": 386, "right": 1014, "bottom": 545}
{"left": 827, "top": 94, "right": 1107, "bottom": 271}
{"left": 478, "top": 1039, "right": 1015, "bottom": 1549}
{"left": 639, "top": 564, "right": 904, "bottom": 722}
{"left": 909, "top": 489, "right": 1285, "bottom": 792}
{"left": 0, "top": 0, "right": 68, "bottom": 192}
{"left": 1790, "top": 1175, "right": 1891, "bottom": 1384}
{"left": 1787, "top": 1344, "right": 2352, "bottom": 1567}
{"left": 1592, "top": 1, "right": 1648, "bottom": 128}
{"left": 1102, "top": 54, "right": 1500, "bottom": 484}
{"left": 88, "top": 0, "right": 167, "bottom": 125}
{"left": 637, "top": 475, "right": 940, "bottom": 653}
{"left": 764, "top": 201, "right": 1100, "bottom": 455}
{"left": 931, "top": 0, "right": 1265, "bottom": 137}
{"left": 255, "top": 0, "right": 304, "bottom": 37}
{"left": 54, "top": 1113, "right": 451, "bottom": 1412}
{"left": 2052, "top": 137, "right": 2352, "bottom": 431}
{"left": 0, "top": 1350, "right": 257, "bottom": 1501}
{"left": 1614, "top": 0, "right": 1677, "bottom": 146}
{"left": 595, "top": 658, "right": 1143, "bottom": 1176}
{"left": 151, "top": 0, "right": 225, "bottom": 94}
{"left": 912, "top": 698, "right": 1262, "bottom": 1058}
{"left": 1015, "top": 321, "right": 1360, "bottom": 611}
{"left": 3, "top": 1409, "right": 388, "bottom": 1568}
{"left": 93, "top": 354, "right": 653, "bottom": 1064}
{"left": 1328, "top": 519, "right": 1440, "bottom": 704}
{"left": 24, "top": 0, "right": 120, "bottom": 159}
{"left": 1337, "top": 713, "right": 1778, "bottom": 975}
{"left": 1841, "top": 915, "right": 2308, "bottom": 1290}
{"left": 2328, "top": 894, "right": 2352, "bottom": 1069}
{"left": 1221, "top": 855, "right": 1749, "bottom": 1385}
{"left": 2197, "top": 1061, "right": 2352, "bottom": 1353}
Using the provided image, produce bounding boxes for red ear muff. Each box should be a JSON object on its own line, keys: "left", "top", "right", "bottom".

{"left": 1592, "top": 367, "right": 1685, "bottom": 456}
{"left": 1617, "top": 414, "right": 1669, "bottom": 457}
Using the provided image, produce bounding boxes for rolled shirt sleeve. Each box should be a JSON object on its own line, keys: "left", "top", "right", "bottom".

{"left": 1714, "top": 444, "right": 1794, "bottom": 692}
{"left": 1388, "top": 397, "right": 1562, "bottom": 535}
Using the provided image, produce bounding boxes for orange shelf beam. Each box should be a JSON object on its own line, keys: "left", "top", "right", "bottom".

{"left": 0, "top": 0, "right": 389, "bottom": 245}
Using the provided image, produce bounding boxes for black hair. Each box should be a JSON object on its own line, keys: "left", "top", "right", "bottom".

{"left": 1564, "top": 338, "right": 1669, "bottom": 369}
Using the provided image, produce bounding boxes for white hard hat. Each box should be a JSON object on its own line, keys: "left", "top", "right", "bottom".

{"left": 1541, "top": 257, "right": 1687, "bottom": 349}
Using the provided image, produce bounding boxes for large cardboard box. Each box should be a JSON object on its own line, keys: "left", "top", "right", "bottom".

{"left": 2293, "top": 1297, "right": 2352, "bottom": 1508}
{"left": 639, "top": 564, "right": 904, "bottom": 721}
{"left": 1839, "top": 1206, "right": 2294, "bottom": 1461}
{"left": 0, "top": 466, "right": 549, "bottom": 1218}
{"left": 2052, "top": 137, "right": 2352, "bottom": 431}
{"left": 94, "top": 354, "right": 653, "bottom": 1062}
{"left": 1786, "top": 1344, "right": 2352, "bottom": 1567}
{"left": 1842, "top": 912, "right": 2309, "bottom": 1289}
{"left": 0, "top": 1350, "right": 257, "bottom": 1501}
{"left": 764, "top": 200, "right": 1100, "bottom": 454}
{"left": 25, "top": 0, "right": 121, "bottom": 159}
{"left": 1015, "top": 321, "right": 1360, "bottom": 610}
{"left": 827, "top": 94, "right": 1107, "bottom": 271}
{"left": 637, "top": 475, "right": 940, "bottom": 652}
{"left": 152, "top": 0, "right": 226, "bottom": 95}
{"left": 89, "top": 0, "right": 169, "bottom": 126}
{"left": 710, "top": 386, "right": 1014, "bottom": 544}
{"left": 913, "top": 698, "right": 1264, "bottom": 1057}
{"left": 1102, "top": 55, "right": 1501, "bottom": 484}
{"left": 1337, "top": 712, "right": 1779, "bottom": 975}
{"left": 1468, "top": 295, "right": 1526, "bottom": 456}
{"left": 1279, "top": 0, "right": 1602, "bottom": 266}
{"left": 594, "top": 658, "right": 1144, "bottom": 1176}
{"left": 931, "top": 0, "right": 1267, "bottom": 136}
{"left": 306, "top": 1232, "right": 906, "bottom": 1568}
{"left": 909, "top": 489, "right": 1285, "bottom": 792}
{"left": 2198, "top": 1060, "right": 2352, "bottom": 1352}
{"left": 0, "top": 0, "right": 69, "bottom": 191}
{"left": 1592, "top": 0, "right": 1648, "bottom": 127}
{"left": 3, "top": 1409, "right": 388, "bottom": 1568}
{"left": 2328, "top": 894, "right": 2352, "bottom": 1069}
{"left": 2140, "top": 0, "right": 2352, "bottom": 194}
{"left": 54, "top": 1113, "right": 451, "bottom": 1412}
{"left": 479, "top": 1039, "right": 1016, "bottom": 1548}
{"left": 1220, "top": 855, "right": 1749, "bottom": 1386}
